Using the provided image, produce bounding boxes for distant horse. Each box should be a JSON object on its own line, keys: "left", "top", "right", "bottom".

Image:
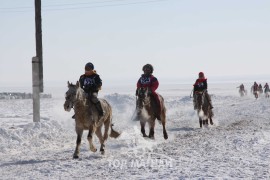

{"left": 194, "top": 90, "right": 214, "bottom": 128}
{"left": 265, "top": 88, "right": 270, "bottom": 98}
{"left": 259, "top": 87, "right": 263, "bottom": 96}
{"left": 239, "top": 89, "right": 246, "bottom": 97}
{"left": 251, "top": 85, "right": 258, "bottom": 99}
{"left": 136, "top": 87, "right": 168, "bottom": 139}
{"left": 64, "top": 81, "right": 120, "bottom": 158}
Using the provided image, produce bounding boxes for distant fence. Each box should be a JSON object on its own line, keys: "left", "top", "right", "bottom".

{"left": 0, "top": 92, "right": 52, "bottom": 100}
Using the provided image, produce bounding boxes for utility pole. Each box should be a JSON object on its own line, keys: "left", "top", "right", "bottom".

{"left": 35, "top": 0, "right": 43, "bottom": 92}
{"left": 32, "top": 0, "right": 43, "bottom": 122}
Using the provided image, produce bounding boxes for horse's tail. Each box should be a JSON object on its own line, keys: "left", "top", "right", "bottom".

{"left": 110, "top": 124, "right": 120, "bottom": 138}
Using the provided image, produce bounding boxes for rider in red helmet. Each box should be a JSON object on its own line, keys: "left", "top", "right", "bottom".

{"left": 193, "top": 72, "right": 213, "bottom": 109}
{"left": 136, "top": 64, "right": 161, "bottom": 120}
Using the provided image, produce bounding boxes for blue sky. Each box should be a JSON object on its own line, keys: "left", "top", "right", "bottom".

{"left": 1, "top": 0, "right": 270, "bottom": 88}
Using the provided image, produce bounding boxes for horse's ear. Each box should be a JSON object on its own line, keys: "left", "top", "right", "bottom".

{"left": 67, "top": 81, "right": 70, "bottom": 87}
{"left": 76, "top": 81, "right": 80, "bottom": 88}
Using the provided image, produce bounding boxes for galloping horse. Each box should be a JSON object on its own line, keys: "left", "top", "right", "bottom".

{"left": 194, "top": 90, "right": 214, "bottom": 128}
{"left": 64, "top": 81, "right": 120, "bottom": 158}
{"left": 239, "top": 89, "right": 246, "bottom": 97}
{"left": 265, "top": 87, "right": 270, "bottom": 98}
{"left": 136, "top": 87, "right": 168, "bottom": 139}
{"left": 251, "top": 85, "right": 258, "bottom": 99}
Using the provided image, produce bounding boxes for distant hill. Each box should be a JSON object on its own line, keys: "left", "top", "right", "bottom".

{"left": 0, "top": 92, "right": 52, "bottom": 99}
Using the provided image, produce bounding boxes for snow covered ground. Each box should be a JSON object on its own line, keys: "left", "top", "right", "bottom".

{"left": 0, "top": 83, "right": 270, "bottom": 179}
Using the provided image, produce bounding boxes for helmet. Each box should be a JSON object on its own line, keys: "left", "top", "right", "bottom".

{"left": 199, "top": 72, "right": 204, "bottom": 77}
{"left": 142, "top": 64, "right": 154, "bottom": 74}
{"left": 85, "top": 62, "right": 94, "bottom": 71}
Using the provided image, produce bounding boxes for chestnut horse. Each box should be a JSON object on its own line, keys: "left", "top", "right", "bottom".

{"left": 136, "top": 87, "right": 168, "bottom": 139}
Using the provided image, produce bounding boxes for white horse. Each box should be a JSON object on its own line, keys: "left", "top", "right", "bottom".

{"left": 64, "top": 81, "right": 120, "bottom": 158}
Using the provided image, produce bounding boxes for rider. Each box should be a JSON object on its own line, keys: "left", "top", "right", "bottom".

{"left": 72, "top": 62, "right": 103, "bottom": 119}
{"left": 136, "top": 64, "right": 161, "bottom": 120}
{"left": 193, "top": 72, "right": 213, "bottom": 109}
{"left": 264, "top": 83, "right": 269, "bottom": 93}
{"left": 237, "top": 84, "right": 245, "bottom": 91}
{"left": 252, "top": 81, "right": 259, "bottom": 93}
{"left": 237, "top": 84, "right": 245, "bottom": 95}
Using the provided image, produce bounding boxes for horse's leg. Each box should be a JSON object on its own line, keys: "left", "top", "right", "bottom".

{"left": 161, "top": 111, "right": 168, "bottom": 140}
{"left": 95, "top": 126, "right": 105, "bottom": 155}
{"left": 209, "top": 117, "right": 214, "bottom": 125}
{"left": 148, "top": 119, "right": 155, "bottom": 139}
{"left": 140, "top": 120, "right": 147, "bottom": 137}
{"left": 87, "top": 125, "right": 97, "bottom": 152}
{"left": 73, "top": 128, "right": 83, "bottom": 159}
{"left": 199, "top": 118, "right": 202, "bottom": 128}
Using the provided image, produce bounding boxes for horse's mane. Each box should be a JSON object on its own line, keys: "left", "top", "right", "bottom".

{"left": 76, "top": 86, "right": 86, "bottom": 102}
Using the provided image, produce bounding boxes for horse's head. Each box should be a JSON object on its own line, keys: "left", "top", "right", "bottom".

{"left": 137, "top": 87, "right": 151, "bottom": 109}
{"left": 195, "top": 91, "right": 205, "bottom": 110}
{"left": 64, "top": 81, "right": 77, "bottom": 112}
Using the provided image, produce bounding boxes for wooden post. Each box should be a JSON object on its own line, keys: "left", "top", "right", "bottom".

{"left": 32, "top": 57, "right": 40, "bottom": 122}
{"left": 35, "top": 0, "right": 43, "bottom": 92}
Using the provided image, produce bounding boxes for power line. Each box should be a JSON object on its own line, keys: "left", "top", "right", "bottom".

{"left": 44, "top": 0, "right": 169, "bottom": 11}
{"left": 0, "top": 0, "right": 128, "bottom": 9}
{"left": 0, "top": 0, "right": 170, "bottom": 13}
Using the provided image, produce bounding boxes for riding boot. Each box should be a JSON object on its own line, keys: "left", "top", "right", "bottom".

{"left": 95, "top": 101, "right": 104, "bottom": 117}
{"left": 193, "top": 92, "right": 197, "bottom": 110}
{"left": 153, "top": 95, "right": 161, "bottom": 120}
{"left": 193, "top": 98, "right": 197, "bottom": 110}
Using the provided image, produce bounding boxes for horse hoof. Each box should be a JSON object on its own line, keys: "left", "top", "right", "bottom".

{"left": 164, "top": 134, "right": 168, "bottom": 140}
{"left": 90, "top": 148, "right": 97, "bottom": 152}
{"left": 73, "top": 155, "right": 79, "bottom": 159}
{"left": 143, "top": 134, "right": 148, "bottom": 137}
{"left": 100, "top": 150, "right": 105, "bottom": 155}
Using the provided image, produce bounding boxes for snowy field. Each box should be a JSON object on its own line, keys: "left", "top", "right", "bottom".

{"left": 0, "top": 82, "right": 270, "bottom": 179}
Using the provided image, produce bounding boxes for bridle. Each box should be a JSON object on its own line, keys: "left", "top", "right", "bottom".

{"left": 195, "top": 90, "right": 206, "bottom": 109}
{"left": 137, "top": 87, "right": 151, "bottom": 109}
{"left": 65, "top": 85, "right": 77, "bottom": 110}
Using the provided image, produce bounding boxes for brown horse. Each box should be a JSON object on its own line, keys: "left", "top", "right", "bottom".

{"left": 64, "top": 81, "right": 120, "bottom": 158}
{"left": 136, "top": 87, "right": 168, "bottom": 139}
{"left": 251, "top": 85, "right": 259, "bottom": 99}
{"left": 194, "top": 90, "right": 214, "bottom": 128}
{"left": 264, "top": 87, "right": 270, "bottom": 98}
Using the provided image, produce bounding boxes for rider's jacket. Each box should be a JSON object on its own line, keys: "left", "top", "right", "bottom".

{"left": 137, "top": 74, "right": 159, "bottom": 93}
{"left": 79, "top": 72, "right": 102, "bottom": 93}
{"left": 193, "top": 78, "right": 208, "bottom": 92}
